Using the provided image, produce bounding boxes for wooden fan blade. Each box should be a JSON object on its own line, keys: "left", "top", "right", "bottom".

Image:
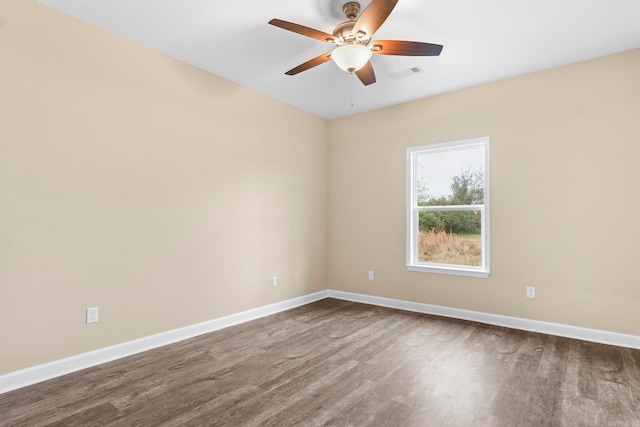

{"left": 355, "top": 61, "right": 376, "bottom": 86}
{"left": 352, "top": 0, "right": 399, "bottom": 39}
{"left": 285, "top": 52, "right": 333, "bottom": 76}
{"left": 371, "top": 40, "right": 443, "bottom": 56}
{"left": 269, "top": 19, "right": 337, "bottom": 44}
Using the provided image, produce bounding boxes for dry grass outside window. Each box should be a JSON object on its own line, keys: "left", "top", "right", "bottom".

{"left": 418, "top": 229, "right": 482, "bottom": 266}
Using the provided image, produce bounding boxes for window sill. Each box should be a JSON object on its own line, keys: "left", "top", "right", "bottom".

{"left": 406, "top": 264, "right": 490, "bottom": 278}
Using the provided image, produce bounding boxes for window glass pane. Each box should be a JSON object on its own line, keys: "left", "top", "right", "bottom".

{"left": 418, "top": 211, "right": 482, "bottom": 266}
{"left": 416, "top": 146, "right": 484, "bottom": 206}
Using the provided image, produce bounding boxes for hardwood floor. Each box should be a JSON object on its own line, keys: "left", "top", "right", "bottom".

{"left": 1, "top": 298, "right": 639, "bottom": 426}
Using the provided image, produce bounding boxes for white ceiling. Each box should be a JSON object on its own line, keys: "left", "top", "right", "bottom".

{"left": 38, "top": 0, "right": 640, "bottom": 120}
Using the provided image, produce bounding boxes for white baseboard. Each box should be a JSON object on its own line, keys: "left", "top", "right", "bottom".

{"left": 328, "top": 290, "right": 640, "bottom": 350}
{"left": 3, "top": 288, "right": 639, "bottom": 395}
{"left": 0, "top": 290, "right": 329, "bottom": 394}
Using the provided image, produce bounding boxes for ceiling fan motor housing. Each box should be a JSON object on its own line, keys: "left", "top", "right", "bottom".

{"left": 333, "top": 21, "right": 357, "bottom": 43}
{"left": 334, "top": 2, "right": 369, "bottom": 44}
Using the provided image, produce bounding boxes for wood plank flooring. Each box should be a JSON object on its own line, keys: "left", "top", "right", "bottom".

{"left": 1, "top": 298, "right": 640, "bottom": 426}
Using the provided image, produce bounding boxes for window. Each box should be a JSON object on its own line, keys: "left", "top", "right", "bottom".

{"left": 406, "top": 137, "right": 490, "bottom": 278}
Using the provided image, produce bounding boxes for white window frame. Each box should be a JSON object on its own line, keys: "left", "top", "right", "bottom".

{"left": 406, "top": 137, "right": 490, "bottom": 278}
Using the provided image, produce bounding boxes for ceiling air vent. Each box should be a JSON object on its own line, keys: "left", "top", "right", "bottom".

{"left": 388, "top": 66, "right": 425, "bottom": 80}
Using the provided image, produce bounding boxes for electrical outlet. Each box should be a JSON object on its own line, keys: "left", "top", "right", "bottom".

{"left": 272, "top": 276, "right": 278, "bottom": 287}
{"left": 526, "top": 287, "right": 536, "bottom": 299}
{"left": 368, "top": 271, "right": 374, "bottom": 280}
{"left": 86, "top": 307, "right": 98, "bottom": 324}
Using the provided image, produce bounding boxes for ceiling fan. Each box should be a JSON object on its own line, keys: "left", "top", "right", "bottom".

{"left": 268, "top": 0, "right": 443, "bottom": 86}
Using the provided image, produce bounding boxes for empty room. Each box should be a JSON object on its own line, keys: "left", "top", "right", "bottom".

{"left": 1, "top": 0, "right": 640, "bottom": 425}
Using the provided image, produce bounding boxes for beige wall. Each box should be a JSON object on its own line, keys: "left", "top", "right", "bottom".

{"left": 328, "top": 49, "right": 640, "bottom": 336}
{"left": 0, "top": 1, "right": 327, "bottom": 374}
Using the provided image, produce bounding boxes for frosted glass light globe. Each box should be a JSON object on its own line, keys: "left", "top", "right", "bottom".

{"left": 331, "top": 44, "right": 372, "bottom": 73}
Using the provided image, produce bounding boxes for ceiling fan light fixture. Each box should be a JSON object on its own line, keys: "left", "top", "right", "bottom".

{"left": 331, "top": 44, "right": 372, "bottom": 73}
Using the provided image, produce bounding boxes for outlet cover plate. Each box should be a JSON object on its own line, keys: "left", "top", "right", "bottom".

{"left": 86, "top": 307, "right": 98, "bottom": 324}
